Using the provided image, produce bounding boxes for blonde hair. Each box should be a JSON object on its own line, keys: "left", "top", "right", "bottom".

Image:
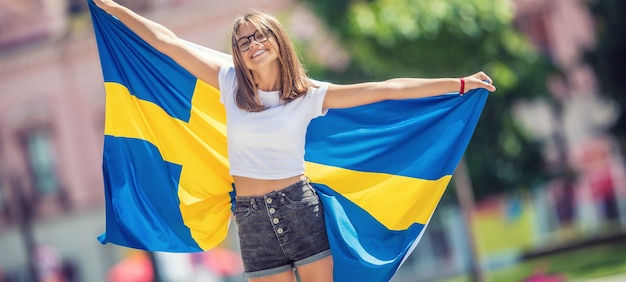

{"left": 231, "top": 11, "right": 314, "bottom": 112}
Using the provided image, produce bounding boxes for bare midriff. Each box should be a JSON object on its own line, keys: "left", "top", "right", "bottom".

{"left": 232, "top": 174, "right": 305, "bottom": 196}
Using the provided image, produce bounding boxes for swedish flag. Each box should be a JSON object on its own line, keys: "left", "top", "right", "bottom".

{"left": 89, "top": 1, "right": 488, "bottom": 280}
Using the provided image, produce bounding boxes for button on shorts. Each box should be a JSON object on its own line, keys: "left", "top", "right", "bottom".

{"left": 234, "top": 178, "right": 331, "bottom": 278}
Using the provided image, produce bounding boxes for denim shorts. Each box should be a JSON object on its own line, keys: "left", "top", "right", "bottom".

{"left": 234, "top": 178, "right": 331, "bottom": 278}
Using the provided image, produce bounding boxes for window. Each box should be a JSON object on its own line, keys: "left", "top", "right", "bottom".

{"left": 0, "top": 159, "right": 8, "bottom": 223}
{"left": 68, "top": 0, "right": 88, "bottom": 14}
{"left": 0, "top": 172, "right": 5, "bottom": 214}
{"left": 0, "top": 137, "right": 4, "bottom": 216}
{"left": 22, "top": 130, "right": 60, "bottom": 195}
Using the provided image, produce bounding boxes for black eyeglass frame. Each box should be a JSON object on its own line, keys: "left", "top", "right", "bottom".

{"left": 236, "top": 29, "right": 272, "bottom": 52}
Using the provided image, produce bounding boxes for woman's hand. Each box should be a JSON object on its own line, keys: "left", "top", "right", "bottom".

{"left": 463, "top": 71, "right": 496, "bottom": 93}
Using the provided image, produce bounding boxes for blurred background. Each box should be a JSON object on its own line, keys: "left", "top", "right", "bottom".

{"left": 0, "top": 0, "right": 625, "bottom": 281}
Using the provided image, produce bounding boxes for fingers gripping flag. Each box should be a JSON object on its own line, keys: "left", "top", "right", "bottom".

{"left": 88, "top": 1, "right": 489, "bottom": 280}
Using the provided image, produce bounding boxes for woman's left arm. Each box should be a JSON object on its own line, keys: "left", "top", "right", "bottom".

{"left": 323, "top": 71, "right": 496, "bottom": 109}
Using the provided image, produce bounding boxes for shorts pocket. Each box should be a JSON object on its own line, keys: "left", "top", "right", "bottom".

{"left": 282, "top": 185, "right": 319, "bottom": 209}
{"left": 234, "top": 206, "right": 252, "bottom": 224}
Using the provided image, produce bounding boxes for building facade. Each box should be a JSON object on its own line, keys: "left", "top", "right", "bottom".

{"left": 0, "top": 0, "right": 291, "bottom": 280}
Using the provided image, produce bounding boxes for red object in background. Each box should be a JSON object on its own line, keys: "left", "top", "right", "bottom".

{"left": 107, "top": 252, "right": 154, "bottom": 282}
{"left": 200, "top": 247, "right": 244, "bottom": 276}
{"left": 523, "top": 264, "right": 566, "bottom": 282}
{"left": 524, "top": 272, "right": 566, "bottom": 282}
{"left": 589, "top": 166, "right": 614, "bottom": 200}
{"left": 572, "top": 138, "right": 616, "bottom": 201}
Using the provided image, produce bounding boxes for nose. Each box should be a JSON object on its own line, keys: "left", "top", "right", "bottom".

{"left": 249, "top": 40, "right": 262, "bottom": 49}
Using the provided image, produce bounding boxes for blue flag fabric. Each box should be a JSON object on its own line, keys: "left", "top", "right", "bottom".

{"left": 89, "top": 1, "right": 488, "bottom": 281}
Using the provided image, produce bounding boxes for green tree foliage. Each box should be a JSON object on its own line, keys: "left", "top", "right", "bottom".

{"left": 298, "top": 0, "right": 556, "bottom": 198}
{"left": 585, "top": 0, "right": 626, "bottom": 152}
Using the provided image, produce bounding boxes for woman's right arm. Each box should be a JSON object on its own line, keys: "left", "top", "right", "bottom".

{"left": 93, "top": 0, "right": 230, "bottom": 88}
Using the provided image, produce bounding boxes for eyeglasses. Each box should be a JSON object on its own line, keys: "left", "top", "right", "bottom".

{"left": 236, "top": 29, "right": 270, "bottom": 52}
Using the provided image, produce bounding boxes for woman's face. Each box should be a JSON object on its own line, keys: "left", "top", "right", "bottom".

{"left": 236, "top": 23, "right": 279, "bottom": 71}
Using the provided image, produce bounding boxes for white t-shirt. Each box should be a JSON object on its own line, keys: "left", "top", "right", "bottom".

{"left": 218, "top": 64, "right": 330, "bottom": 179}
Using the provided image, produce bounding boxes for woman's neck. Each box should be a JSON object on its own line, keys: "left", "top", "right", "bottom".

{"left": 251, "top": 62, "right": 282, "bottom": 92}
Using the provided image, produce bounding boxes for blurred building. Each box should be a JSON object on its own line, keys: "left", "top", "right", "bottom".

{"left": 0, "top": 0, "right": 293, "bottom": 281}
{"left": 512, "top": 0, "right": 626, "bottom": 234}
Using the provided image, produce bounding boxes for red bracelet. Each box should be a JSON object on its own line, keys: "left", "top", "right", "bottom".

{"left": 459, "top": 78, "right": 465, "bottom": 95}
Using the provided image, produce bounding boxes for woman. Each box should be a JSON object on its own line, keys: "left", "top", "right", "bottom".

{"left": 92, "top": 1, "right": 496, "bottom": 281}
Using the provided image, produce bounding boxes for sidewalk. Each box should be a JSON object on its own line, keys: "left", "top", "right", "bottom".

{"left": 524, "top": 232, "right": 626, "bottom": 260}
{"left": 573, "top": 273, "right": 626, "bottom": 282}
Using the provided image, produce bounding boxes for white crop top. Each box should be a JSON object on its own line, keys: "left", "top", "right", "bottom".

{"left": 218, "top": 64, "right": 330, "bottom": 179}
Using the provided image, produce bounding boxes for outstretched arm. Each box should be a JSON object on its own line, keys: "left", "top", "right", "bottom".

{"left": 92, "top": 0, "right": 231, "bottom": 88}
{"left": 323, "top": 71, "right": 496, "bottom": 109}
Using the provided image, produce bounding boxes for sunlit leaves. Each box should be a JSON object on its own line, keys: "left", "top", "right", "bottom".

{"left": 347, "top": 0, "right": 515, "bottom": 41}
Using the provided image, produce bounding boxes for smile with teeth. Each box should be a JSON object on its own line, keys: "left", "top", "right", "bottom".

{"left": 252, "top": 49, "right": 267, "bottom": 58}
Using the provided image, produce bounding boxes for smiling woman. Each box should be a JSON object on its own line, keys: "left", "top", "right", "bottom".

{"left": 230, "top": 12, "right": 314, "bottom": 113}
{"left": 91, "top": 0, "right": 495, "bottom": 281}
